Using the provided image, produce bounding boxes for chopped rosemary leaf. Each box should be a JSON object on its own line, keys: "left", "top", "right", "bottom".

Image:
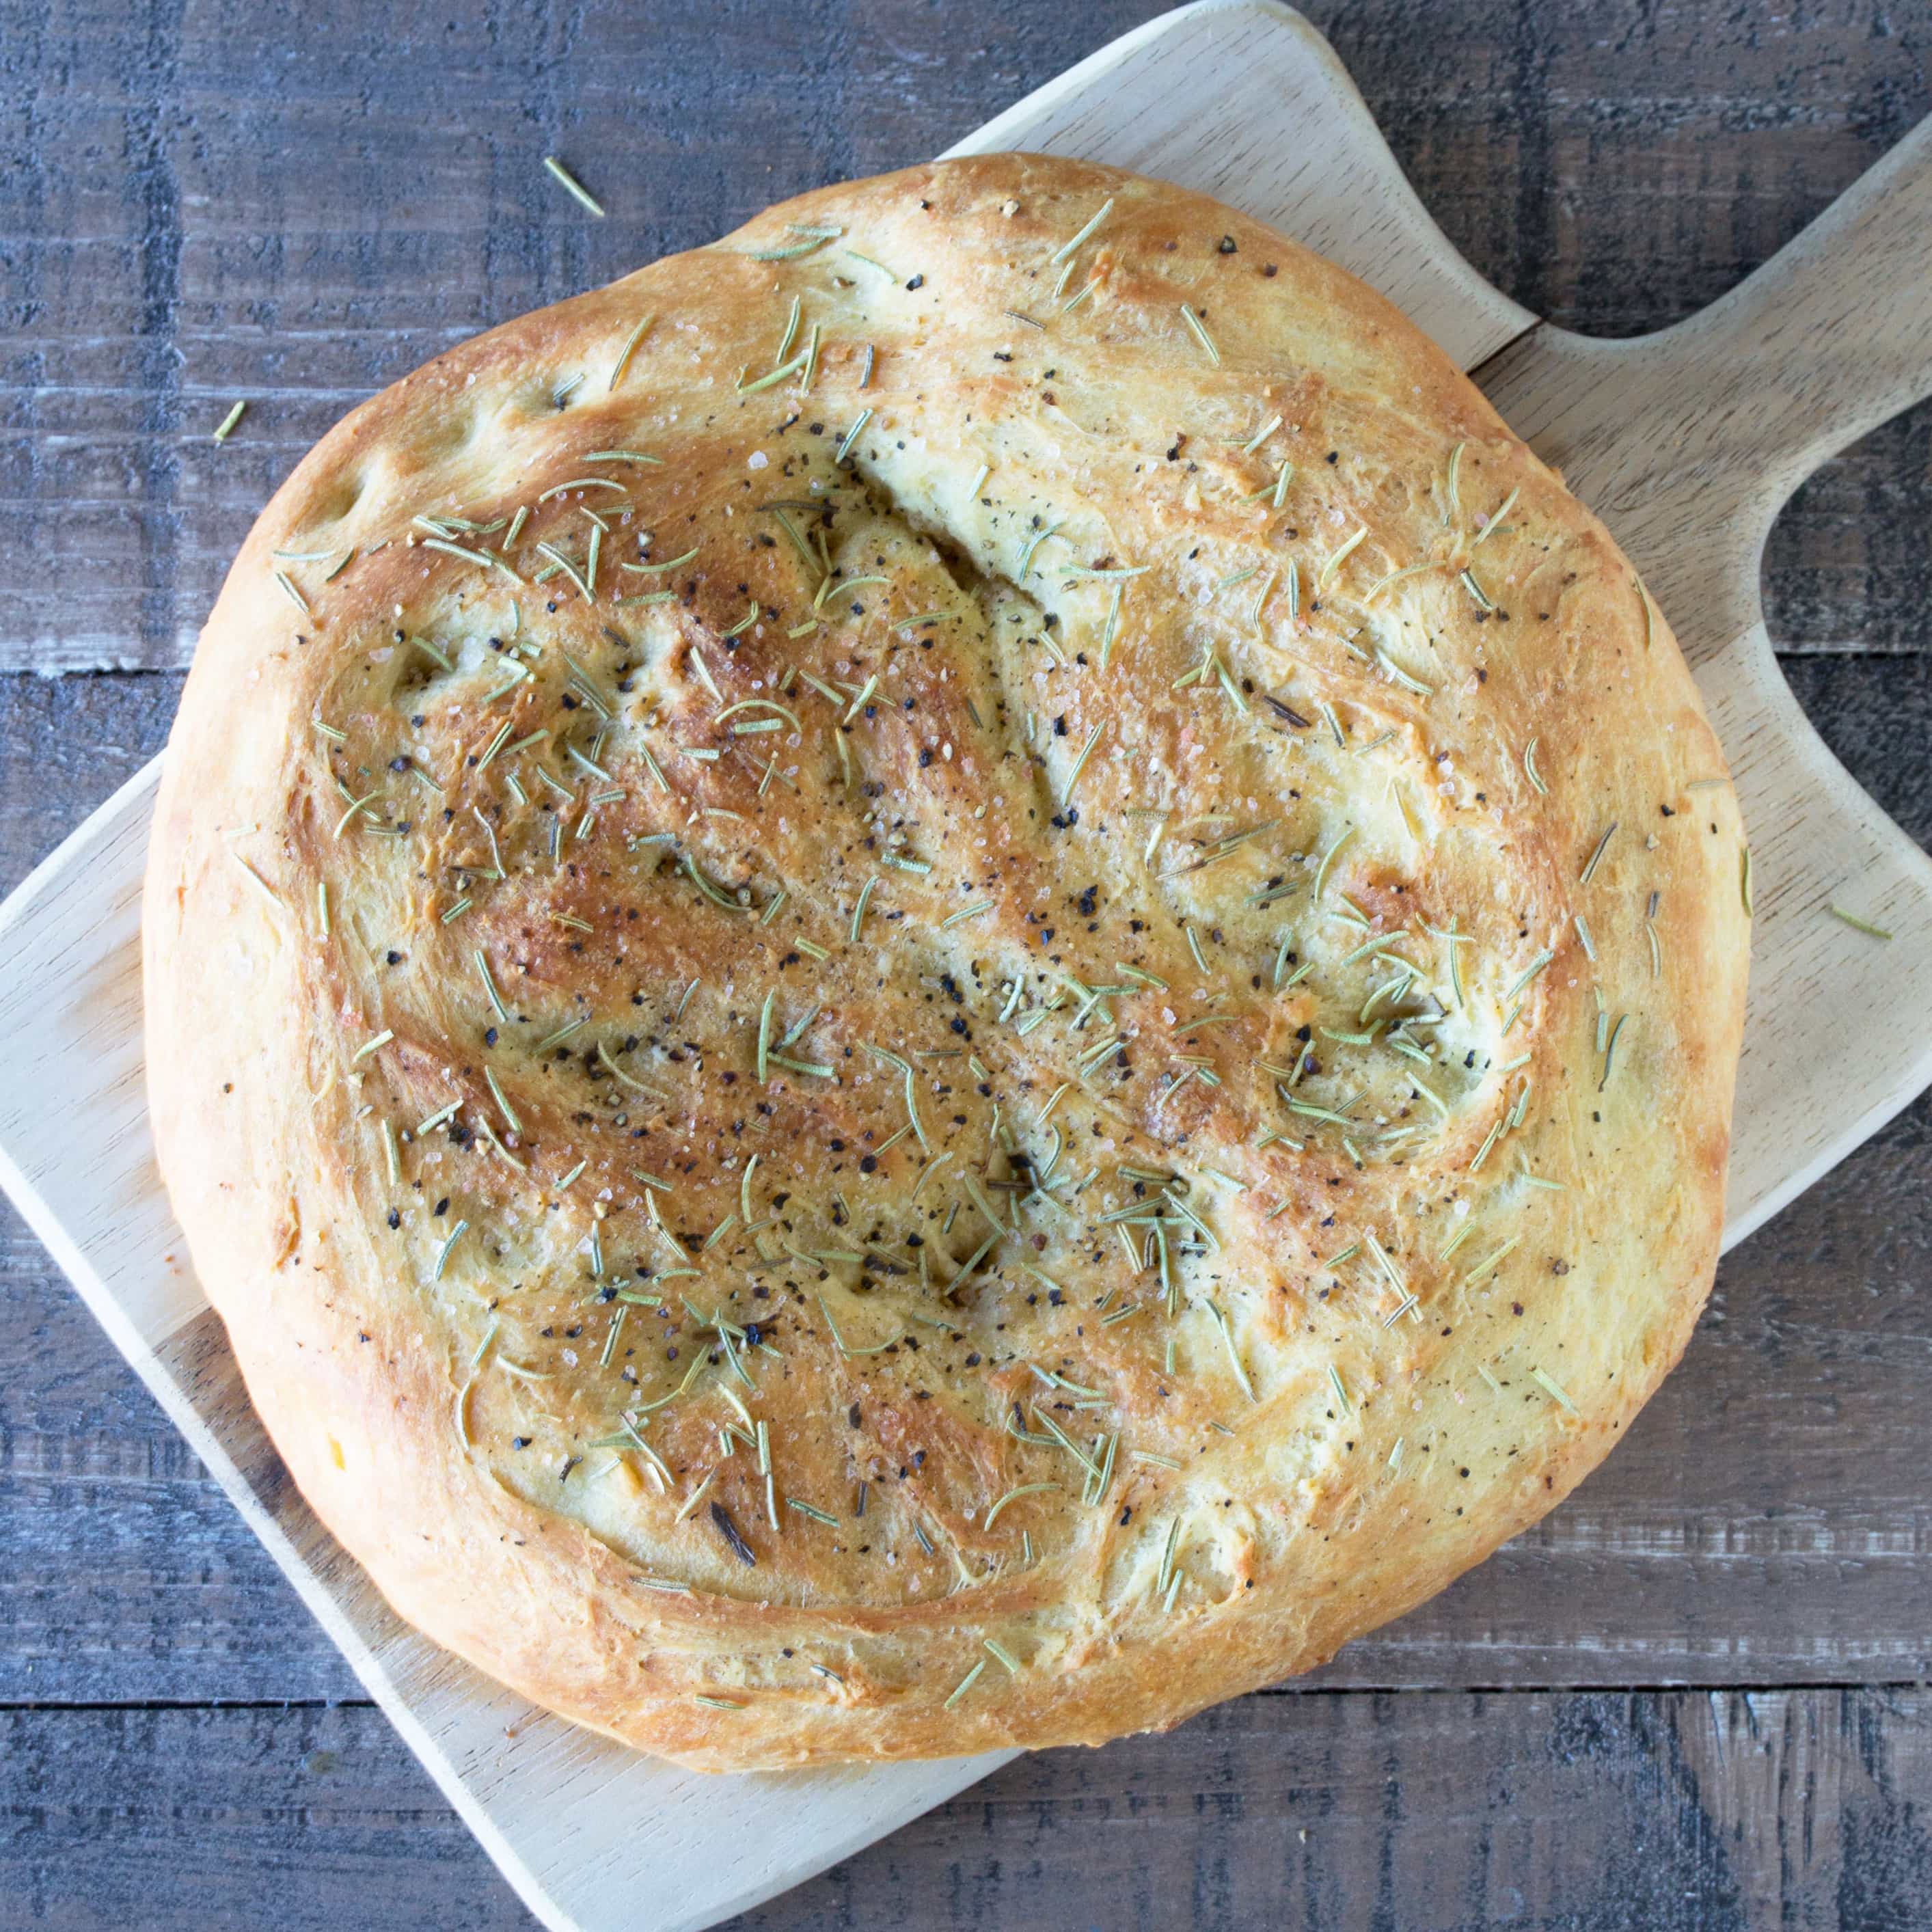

{"left": 1462, "top": 1236, "right": 1521, "bottom": 1283}
{"left": 422, "top": 536, "right": 522, "bottom": 582}
{"left": 983, "top": 1637, "right": 1022, "bottom": 1675}
{"left": 1375, "top": 648, "right": 1432, "bottom": 696}
{"left": 1049, "top": 195, "right": 1114, "bottom": 264}
{"left": 1311, "top": 825, "right": 1354, "bottom": 900}
{"left": 1501, "top": 949, "right": 1553, "bottom": 1001}
{"left": 755, "top": 989, "right": 775, "bottom": 1086}
{"left": 536, "top": 476, "right": 629, "bottom": 503}
{"left": 737, "top": 349, "right": 808, "bottom": 396}
{"left": 943, "top": 1660, "right": 986, "bottom": 1710}
{"left": 608, "top": 314, "right": 655, "bottom": 389}
{"left": 620, "top": 544, "right": 699, "bottom": 576}
{"left": 1361, "top": 562, "right": 1438, "bottom": 603}
{"left": 1829, "top": 903, "right": 1892, "bottom": 942}
{"left": 1317, "top": 524, "right": 1368, "bottom": 590}
{"left": 774, "top": 290, "right": 802, "bottom": 364}
{"left": 483, "top": 1064, "right": 521, "bottom": 1134}
{"left": 847, "top": 875, "right": 877, "bottom": 945}
{"left": 1205, "top": 1301, "right": 1255, "bottom": 1402}
{"left": 211, "top": 399, "right": 247, "bottom": 441}
{"left": 1240, "top": 411, "right": 1283, "bottom": 455}
{"left": 1015, "top": 519, "right": 1064, "bottom": 580}
{"left": 331, "top": 789, "right": 379, "bottom": 840}
{"left": 1061, "top": 721, "right": 1104, "bottom": 804}
{"left": 1530, "top": 1367, "right": 1579, "bottom": 1414}
{"left": 1580, "top": 822, "right": 1618, "bottom": 885}
{"left": 769, "top": 1052, "right": 834, "bottom": 1079}
{"left": 747, "top": 222, "right": 843, "bottom": 262}
{"left": 1178, "top": 303, "right": 1220, "bottom": 364}
{"left": 681, "top": 853, "right": 754, "bottom": 913}
{"left": 230, "top": 853, "right": 282, "bottom": 910}
{"left": 543, "top": 155, "right": 605, "bottom": 217}
{"left": 1471, "top": 485, "right": 1520, "bottom": 549}
{"left": 1598, "top": 1013, "right": 1629, "bottom": 1091}
{"left": 432, "top": 1219, "right": 469, "bottom": 1281}
{"left": 982, "top": 1482, "right": 1059, "bottom": 1529}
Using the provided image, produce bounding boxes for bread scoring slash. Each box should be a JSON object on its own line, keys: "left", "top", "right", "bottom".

{"left": 143, "top": 154, "right": 1750, "bottom": 1769}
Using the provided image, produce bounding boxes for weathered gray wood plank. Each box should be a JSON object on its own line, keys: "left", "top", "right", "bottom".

{"left": 5, "top": 1688, "right": 1929, "bottom": 1931}
{"left": 0, "top": 1, "right": 1926, "bottom": 669}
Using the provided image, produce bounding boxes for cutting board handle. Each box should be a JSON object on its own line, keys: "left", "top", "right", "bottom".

{"left": 1478, "top": 114, "right": 1932, "bottom": 655}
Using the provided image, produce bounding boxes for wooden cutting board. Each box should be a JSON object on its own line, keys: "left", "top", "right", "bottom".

{"left": 1, "top": 4, "right": 1928, "bottom": 1927}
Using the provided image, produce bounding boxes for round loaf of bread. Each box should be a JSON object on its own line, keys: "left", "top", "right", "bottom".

{"left": 144, "top": 154, "right": 1749, "bottom": 1769}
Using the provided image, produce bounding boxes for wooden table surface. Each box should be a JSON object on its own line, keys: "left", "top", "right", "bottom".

{"left": 3, "top": 2, "right": 1929, "bottom": 1926}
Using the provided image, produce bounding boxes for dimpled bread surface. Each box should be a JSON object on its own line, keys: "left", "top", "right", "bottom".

{"left": 144, "top": 154, "right": 1749, "bottom": 1769}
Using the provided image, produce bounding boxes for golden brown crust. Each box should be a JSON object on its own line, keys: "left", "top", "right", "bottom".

{"left": 142, "top": 154, "right": 1749, "bottom": 1769}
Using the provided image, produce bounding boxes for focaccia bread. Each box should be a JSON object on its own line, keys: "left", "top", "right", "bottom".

{"left": 144, "top": 154, "right": 1750, "bottom": 1769}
